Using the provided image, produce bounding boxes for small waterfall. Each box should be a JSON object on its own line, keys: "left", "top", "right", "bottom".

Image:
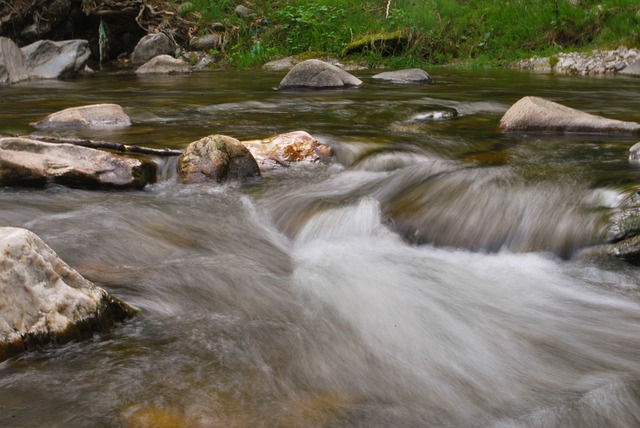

{"left": 290, "top": 198, "right": 640, "bottom": 426}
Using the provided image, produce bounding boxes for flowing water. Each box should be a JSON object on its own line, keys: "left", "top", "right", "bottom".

{"left": 2, "top": 69, "right": 640, "bottom": 427}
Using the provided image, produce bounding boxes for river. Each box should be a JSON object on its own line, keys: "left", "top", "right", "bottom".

{"left": 2, "top": 68, "right": 640, "bottom": 427}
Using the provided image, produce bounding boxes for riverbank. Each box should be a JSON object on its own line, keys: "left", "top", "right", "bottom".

{"left": 516, "top": 45, "right": 639, "bottom": 75}
{"left": 3, "top": 0, "right": 639, "bottom": 71}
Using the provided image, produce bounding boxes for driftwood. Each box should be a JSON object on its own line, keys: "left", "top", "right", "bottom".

{"left": 3, "top": 134, "right": 183, "bottom": 157}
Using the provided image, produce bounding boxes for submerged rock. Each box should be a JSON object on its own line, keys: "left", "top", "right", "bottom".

{"left": 0, "top": 137, "right": 156, "bottom": 189}
{"left": 135, "top": 55, "right": 189, "bottom": 75}
{"left": 34, "top": 104, "right": 132, "bottom": 129}
{"left": 242, "top": 131, "right": 333, "bottom": 171}
{"left": 372, "top": 68, "right": 433, "bottom": 84}
{"left": 0, "top": 227, "right": 135, "bottom": 361}
{"left": 131, "top": 33, "right": 177, "bottom": 66}
{"left": 0, "top": 37, "right": 29, "bottom": 85}
{"left": 178, "top": 134, "right": 261, "bottom": 184}
{"left": 499, "top": 96, "right": 640, "bottom": 134}
{"left": 278, "top": 59, "right": 362, "bottom": 89}
{"left": 21, "top": 39, "right": 90, "bottom": 79}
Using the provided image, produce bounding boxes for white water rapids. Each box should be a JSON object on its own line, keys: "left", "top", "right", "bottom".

{"left": 2, "top": 69, "right": 640, "bottom": 427}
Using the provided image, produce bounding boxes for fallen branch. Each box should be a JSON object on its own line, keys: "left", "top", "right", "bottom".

{"left": 25, "top": 134, "right": 183, "bottom": 156}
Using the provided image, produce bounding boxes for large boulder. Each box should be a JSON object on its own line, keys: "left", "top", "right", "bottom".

{"left": 619, "top": 59, "right": 640, "bottom": 77}
{"left": 135, "top": 55, "right": 189, "bottom": 75}
{"left": 131, "top": 33, "right": 178, "bottom": 66}
{"left": 499, "top": 96, "right": 640, "bottom": 134}
{"left": 0, "top": 137, "right": 156, "bottom": 189}
{"left": 21, "top": 39, "right": 90, "bottom": 79}
{"left": 34, "top": 104, "right": 132, "bottom": 129}
{"left": 278, "top": 59, "right": 362, "bottom": 89}
{"left": 242, "top": 131, "right": 333, "bottom": 171}
{"left": 0, "top": 227, "right": 135, "bottom": 361}
{"left": 0, "top": 37, "right": 29, "bottom": 85}
{"left": 178, "top": 134, "right": 261, "bottom": 184}
{"left": 372, "top": 68, "right": 433, "bottom": 84}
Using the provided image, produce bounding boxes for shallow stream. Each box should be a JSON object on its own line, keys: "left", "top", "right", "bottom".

{"left": 2, "top": 68, "right": 640, "bottom": 427}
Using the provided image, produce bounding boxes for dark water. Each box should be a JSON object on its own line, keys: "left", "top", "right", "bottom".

{"left": 2, "top": 69, "right": 640, "bottom": 427}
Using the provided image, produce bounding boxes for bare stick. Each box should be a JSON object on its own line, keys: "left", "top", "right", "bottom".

{"left": 25, "top": 134, "right": 183, "bottom": 156}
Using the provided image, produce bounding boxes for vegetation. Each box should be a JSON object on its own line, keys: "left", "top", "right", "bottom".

{"left": 176, "top": 0, "right": 640, "bottom": 68}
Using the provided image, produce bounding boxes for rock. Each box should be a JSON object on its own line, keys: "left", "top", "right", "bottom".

{"left": 499, "top": 96, "right": 640, "bottom": 134}
{"left": 583, "top": 235, "right": 640, "bottom": 265}
{"left": 604, "top": 186, "right": 640, "bottom": 244}
{"left": 263, "top": 56, "right": 297, "bottom": 71}
{"left": 193, "top": 54, "right": 216, "bottom": 71}
{"left": 242, "top": 131, "right": 333, "bottom": 170}
{"left": 189, "top": 34, "right": 224, "bottom": 52}
{"left": 278, "top": 59, "right": 362, "bottom": 89}
{"left": 0, "top": 37, "right": 29, "bottom": 85}
{"left": 210, "top": 22, "right": 226, "bottom": 32}
{"left": 135, "top": 55, "right": 189, "bottom": 75}
{"left": 34, "top": 104, "right": 132, "bottom": 129}
{"left": 235, "top": 5, "right": 253, "bottom": 18}
{"left": 619, "top": 59, "right": 640, "bottom": 77}
{"left": 517, "top": 47, "right": 639, "bottom": 76}
{"left": 0, "top": 227, "right": 135, "bottom": 361}
{"left": 131, "top": 33, "right": 178, "bottom": 66}
{"left": 0, "top": 137, "right": 156, "bottom": 189}
{"left": 21, "top": 39, "right": 90, "bottom": 79}
{"left": 630, "top": 142, "right": 640, "bottom": 162}
{"left": 372, "top": 68, "right": 433, "bottom": 83}
{"left": 178, "top": 134, "right": 261, "bottom": 184}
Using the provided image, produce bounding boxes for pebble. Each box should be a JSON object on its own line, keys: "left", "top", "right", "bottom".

{"left": 516, "top": 46, "right": 638, "bottom": 75}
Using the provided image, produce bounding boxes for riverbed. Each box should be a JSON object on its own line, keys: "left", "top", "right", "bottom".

{"left": 2, "top": 68, "right": 640, "bottom": 427}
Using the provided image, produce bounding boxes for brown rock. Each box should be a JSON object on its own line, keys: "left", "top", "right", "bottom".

{"left": 178, "top": 134, "right": 261, "bottom": 184}
{"left": 242, "top": 131, "right": 333, "bottom": 170}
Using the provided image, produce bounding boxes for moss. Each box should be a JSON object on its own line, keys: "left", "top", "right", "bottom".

{"left": 342, "top": 31, "right": 409, "bottom": 57}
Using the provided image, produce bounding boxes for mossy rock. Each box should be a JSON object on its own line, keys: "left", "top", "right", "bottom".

{"left": 342, "top": 31, "right": 409, "bottom": 57}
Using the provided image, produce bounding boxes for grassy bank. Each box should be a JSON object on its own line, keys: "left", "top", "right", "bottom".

{"left": 178, "top": 0, "right": 640, "bottom": 68}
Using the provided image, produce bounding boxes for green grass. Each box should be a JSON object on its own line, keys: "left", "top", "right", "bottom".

{"left": 174, "top": 0, "right": 640, "bottom": 68}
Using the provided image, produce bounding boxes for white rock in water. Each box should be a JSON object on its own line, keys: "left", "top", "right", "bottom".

{"left": 0, "top": 227, "right": 133, "bottom": 360}
{"left": 34, "top": 103, "right": 132, "bottom": 129}
{"left": 499, "top": 96, "right": 640, "bottom": 134}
